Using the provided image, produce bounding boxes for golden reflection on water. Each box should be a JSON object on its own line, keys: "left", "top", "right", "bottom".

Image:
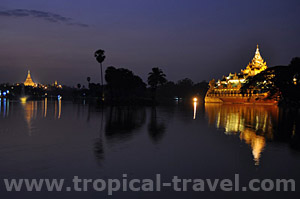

{"left": 53, "top": 99, "right": 62, "bottom": 119}
{"left": 0, "top": 99, "right": 62, "bottom": 134}
{"left": 19, "top": 99, "right": 62, "bottom": 135}
{"left": 193, "top": 101, "right": 197, "bottom": 120}
{"left": 58, "top": 99, "right": 61, "bottom": 119}
{"left": 21, "top": 101, "right": 37, "bottom": 136}
{"left": 44, "top": 98, "right": 47, "bottom": 118}
{"left": 205, "top": 104, "right": 279, "bottom": 165}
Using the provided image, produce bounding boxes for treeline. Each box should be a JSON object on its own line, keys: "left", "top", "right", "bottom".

{"left": 81, "top": 66, "right": 208, "bottom": 104}
{"left": 89, "top": 48, "right": 209, "bottom": 104}
{"left": 156, "top": 78, "right": 208, "bottom": 101}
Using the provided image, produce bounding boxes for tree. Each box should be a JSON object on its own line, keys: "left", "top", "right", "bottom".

{"left": 77, "top": 83, "right": 81, "bottom": 89}
{"left": 148, "top": 107, "right": 165, "bottom": 142}
{"left": 87, "top": 77, "right": 91, "bottom": 89}
{"left": 94, "top": 49, "right": 106, "bottom": 100}
{"left": 176, "top": 78, "right": 194, "bottom": 99}
{"left": 105, "top": 66, "right": 146, "bottom": 100}
{"left": 147, "top": 67, "right": 167, "bottom": 101}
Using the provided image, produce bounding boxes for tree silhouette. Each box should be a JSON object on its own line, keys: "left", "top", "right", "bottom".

{"left": 87, "top": 76, "right": 91, "bottom": 89}
{"left": 148, "top": 107, "right": 166, "bottom": 143}
{"left": 105, "top": 66, "right": 146, "bottom": 101}
{"left": 94, "top": 49, "right": 106, "bottom": 100}
{"left": 177, "top": 78, "right": 194, "bottom": 99}
{"left": 77, "top": 83, "right": 81, "bottom": 89}
{"left": 147, "top": 67, "right": 167, "bottom": 101}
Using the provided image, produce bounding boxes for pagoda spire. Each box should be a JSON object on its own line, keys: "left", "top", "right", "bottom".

{"left": 241, "top": 44, "right": 268, "bottom": 76}
{"left": 254, "top": 44, "right": 262, "bottom": 60}
{"left": 24, "top": 70, "right": 36, "bottom": 87}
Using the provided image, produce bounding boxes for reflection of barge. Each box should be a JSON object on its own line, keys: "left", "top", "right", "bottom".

{"left": 205, "top": 104, "right": 278, "bottom": 165}
{"left": 205, "top": 45, "right": 278, "bottom": 105}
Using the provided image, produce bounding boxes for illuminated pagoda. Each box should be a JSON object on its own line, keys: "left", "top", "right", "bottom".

{"left": 205, "top": 45, "right": 277, "bottom": 104}
{"left": 24, "top": 70, "right": 37, "bottom": 87}
{"left": 241, "top": 44, "right": 267, "bottom": 76}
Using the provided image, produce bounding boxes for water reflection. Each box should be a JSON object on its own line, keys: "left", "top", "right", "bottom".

{"left": 276, "top": 108, "right": 300, "bottom": 151}
{"left": 94, "top": 138, "right": 105, "bottom": 165}
{"left": 1, "top": 99, "right": 299, "bottom": 169}
{"left": 0, "top": 98, "right": 10, "bottom": 118}
{"left": 148, "top": 107, "right": 166, "bottom": 142}
{"left": 22, "top": 100, "right": 60, "bottom": 134}
{"left": 22, "top": 100, "right": 37, "bottom": 135}
{"left": 44, "top": 98, "right": 47, "bottom": 117}
{"left": 205, "top": 104, "right": 278, "bottom": 165}
{"left": 58, "top": 99, "right": 61, "bottom": 119}
{"left": 240, "top": 129, "right": 265, "bottom": 165}
{"left": 104, "top": 106, "right": 146, "bottom": 141}
{"left": 193, "top": 101, "right": 197, "bottom": 120}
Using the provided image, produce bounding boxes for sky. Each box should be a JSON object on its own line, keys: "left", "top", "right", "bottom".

{"left": 0, "top": 0, "right": 300, "bottom": 86}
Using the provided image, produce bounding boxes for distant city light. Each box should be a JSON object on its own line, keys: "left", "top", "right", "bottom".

{"left": 193, "top": 97, "right": 198, "bottom": 102}
{"left": 58, "top": 95, "right": 62, "bottom": 100}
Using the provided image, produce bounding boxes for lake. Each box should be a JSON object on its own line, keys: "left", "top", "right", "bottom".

{"left": 0, "top": 99, "right": 299, "bottom": 198}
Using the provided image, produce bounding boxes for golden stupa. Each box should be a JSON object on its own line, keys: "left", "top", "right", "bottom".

{"left": 24, "top": 70, "right": 37, "bottom": 87}
{"left": 241, "top": 45, "right": 268, "bottom": 76}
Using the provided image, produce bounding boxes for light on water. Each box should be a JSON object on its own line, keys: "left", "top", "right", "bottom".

{"left": 20, "top": 96, "right": 28, "bottom": 103}
{"left": 193, "top": 101, "right": 197, "bottom": 120}
{"left": 0, "top": 100, "right": 300, "bottom": 198}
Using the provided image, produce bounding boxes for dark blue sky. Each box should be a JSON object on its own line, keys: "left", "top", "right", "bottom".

{"left": 0, "top": 0, "right": 300, "bottom": 86}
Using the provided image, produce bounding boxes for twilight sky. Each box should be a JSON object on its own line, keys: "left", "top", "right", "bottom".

{"left": 0, "top": 0, "right": 300, "bottom": 86}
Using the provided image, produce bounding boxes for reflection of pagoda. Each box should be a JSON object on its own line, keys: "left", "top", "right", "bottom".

{"left": 205, "top": 104, "right": 278, "bottom": 165}
{"left": 24, "top": 70, "right": 37, "bottom": 87}
{"left": 22, "top": 101, "right": 37, "bottom": 135}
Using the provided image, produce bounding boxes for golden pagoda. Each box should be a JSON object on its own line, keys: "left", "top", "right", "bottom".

{"left": 241, "top": 45, "right": 267, "bottom": 76}
{"left": 24, "top": 70, "right": 37, "bottom": 87}
{"left": 205, "top": 45, "right": 278, "bottom": 104}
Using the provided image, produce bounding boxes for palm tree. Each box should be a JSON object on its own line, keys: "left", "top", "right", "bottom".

{"left": 94, "top": 49, "right": 106, "bottom": 100}
{"left": 147, "top": 67, "right": 167, "bottom": 101}
{"left": 87, "top": 76, "right": 91, "bottom": 89}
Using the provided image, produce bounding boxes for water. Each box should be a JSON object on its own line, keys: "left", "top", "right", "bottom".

{"left": 0, "top": 99, "right": 299, "bottom": 198}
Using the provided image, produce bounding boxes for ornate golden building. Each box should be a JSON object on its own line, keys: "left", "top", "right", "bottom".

{"left": 24, "top": 70, "right": 37, "bottom": 87}
{"left": 241, "top": 45, "right": 267, "bottom": 76}
{"left": 205, "top": 45, "right": 277, "bottom": 104}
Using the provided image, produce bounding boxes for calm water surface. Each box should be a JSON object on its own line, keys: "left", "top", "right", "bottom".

{"left": 0, "top": 99, "right": 299, "bottom": 198}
